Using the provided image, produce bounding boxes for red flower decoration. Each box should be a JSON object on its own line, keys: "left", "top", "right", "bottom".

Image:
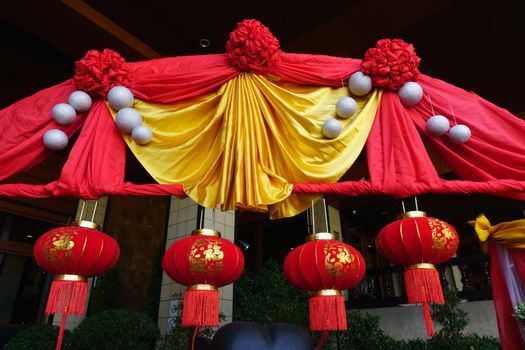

{"left": 361, "top": 39, "right": 421, "bottom": 91}
{"left": 226, "top": 19, "right": 281, "bottom": 74}
{"left": 73, "top": 49, "right": 134, "bottom": 98}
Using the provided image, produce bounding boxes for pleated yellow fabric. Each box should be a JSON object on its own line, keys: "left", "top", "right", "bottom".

{"left": 113, "top": 73, "right": 381, "bottom": 218}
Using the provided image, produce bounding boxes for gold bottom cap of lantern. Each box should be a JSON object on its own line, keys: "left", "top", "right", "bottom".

{"left": 55, "top": 274, "right": 87, "bottom": 282}
{"left": 405, "top": 263, "right": 436, "bottom": 270}
{"left": 311, "top": 289, "right": 342, "bottom": 297}
{"left": 187, "top": 284, "right": 218, "bottom": 291}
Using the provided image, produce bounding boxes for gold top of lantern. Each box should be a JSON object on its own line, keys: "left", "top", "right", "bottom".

{"left": 398, "top": 211, "right": 427, "bottom": 219}
{"left": 306, "top": 232, "right": 334, "bottom": 242}
{"left": 191, "top": 228, "right": 221, "bottom": 237}
{"left": 71, "top": 220, "right": 101, "bottom": 230}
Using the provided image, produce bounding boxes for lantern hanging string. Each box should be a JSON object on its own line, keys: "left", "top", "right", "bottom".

{"left": 401, "top": 200, "right": 406, "bottom": 213}
{"left": 414, "top": 196, "right": 419, "bottom": 211}
{"left": 427, "top": 94, "right": 436, "bottom": 116}
{"left": 79, "top": 200, "right": 86, "bottom": 221}
{"left": 322, "top": 197, "right": 329, "bottom": 233}
{"left": 90, "top": 200, "right": 99, "bottom": 222}
{"left": 311, "top": 200, "right": 316, "bottom": 233}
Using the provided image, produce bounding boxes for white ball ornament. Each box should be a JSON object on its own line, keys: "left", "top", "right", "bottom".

{"left": 115, "top": 108, "right": 142, "bottom": 134}
{"left": 52, "top": 103, "right": 77, "bottom": 125}
{"left": 398, "top": 82, "right": 423, "bottom": 107}
{"left": 68, "top": 91, "right": 92, "bottom": 112}
{"left": 426, "top": 115, "right": 450, "bottom": 136}
{"left": 43, "top": 129, "right": 68, "bottom": 151}
{"left": 322, "top": 119, "right": 342, "bottom": 139}
{"left": 107, "top": 86, "right": 134, "bottom": 110}
{"left": 448, "top": 124, "right": 471, "bottom": 144}
{"left": 348, "top": 72, "right": 372, "bottom": 96}
{"left": 336, "top": 97, "right": 357, "bottom": 119}
{"left": 132, "top": 125, "right": 153, "bottom": 145}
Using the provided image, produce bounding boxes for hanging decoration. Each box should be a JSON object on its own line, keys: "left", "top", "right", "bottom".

{"left": 376, "top": 210, "right": 458, "bottom": 336}
{"left": 284, "top": 232, "right": 365, "bottom": 331}
{"left": 33, "top": 218, "right": 120, "bottom": 349}
{"left": 361, "top": 38, "right": 421, "bottom": 91}
{"left": 162, "top": 228, "right": 244, "bottom": 327}
{"left": 1, "top": 18, "right": 524, "bottom": 217}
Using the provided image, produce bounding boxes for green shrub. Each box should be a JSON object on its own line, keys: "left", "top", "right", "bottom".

{"left": 338, "top": 310, "right": 397, "bottom": 350}
{"left": 5, "top": 324, "right": 71, "bottom": 350}
{"left": 431, "top": 289, "right": 469, "bottom": 337}
{"left": 88, "top": 267, "right": 122, "bottom": 315}
{"left": 69, "top": 309, "right": 159, "bottom": 350}
{"left": 144, "top": 245, "right": 164, "bottom": 321}
{"left": 234, "top": 259, "right": 309, "bottom": 327}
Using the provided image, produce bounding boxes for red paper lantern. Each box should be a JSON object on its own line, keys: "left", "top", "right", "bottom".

{"left": 284, "top": 233, "right": 365, "bottom": 331}
{"left": 162, "top": 229, "right": 244, "bottom": 327}
{"left": 34, "top": 220, "right": 120, "bottom": 349}
{"left": 376, "top": 211, "right": 459, "bottom": 336}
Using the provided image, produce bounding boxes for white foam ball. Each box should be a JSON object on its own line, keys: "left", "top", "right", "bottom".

{"left": 426, "top": 115, "right": 450, "bottom": 136}
{"left": 448, "top": 124, "right": 471, "bottom": 144}
{"left": 115, "top": 108, "right": 142, "bottom": 134}
{"left": 336, "top": 97, "right": 357, "bottom": 119}
{"left": 107, "top": 86, "right": 134, "bottom": 110}
{"left": 132, "top": 125, "right": 153, "bottom": 145}
{"left": 398, "top": 82, "right": 423, "bottom": 107}
{"left": 68, "top": 91, "right": 92, "bottom": 112}
{"left": 43, "top": 129, "right": 68, "bottom": 151}
{"left": 52, "top": 103, "right": 77, "bottom": 125}
{"left": 322, "top": 119, "right": 342, "bottom": 139}
{"left": 348, "top": 72, "right": 372, "bottom": 96}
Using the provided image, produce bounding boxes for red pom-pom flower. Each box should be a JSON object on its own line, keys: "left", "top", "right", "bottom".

{"left": 361, "top": 39, "right": 421, "bottom": 91}
{"left": 226, "top": 19, "right": 281, "bottom": 74}
{"left": 73, "top": 49, "right": 134, "bottom": 98}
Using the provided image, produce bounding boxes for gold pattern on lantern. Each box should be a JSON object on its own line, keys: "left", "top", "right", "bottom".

{"left": 43, "top": 229, "right": 77, "bottom": 265}
{"left": 324, "top": 242, "right": 355, "bottom": 276}
{"left": 429, "top": 219, "right": 456, "bottom": 253}
{"left": 189, "top": 239, "right": 224, "bottom": 276}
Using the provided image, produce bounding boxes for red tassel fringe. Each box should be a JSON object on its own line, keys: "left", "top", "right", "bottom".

{"left": 309, "top": 295, "right": 347, "bottom": 331}
{"left": 45, "top": 280, "right": 88, "bottom": 316}
{"left": 404, "top": 267, "right": 443, "bottom": 337}
{"left": 182, "top": 289, "right": 219, "bottom": 327}
{"left": 404, "top": 267, "right": 444, "bottom": 304}
{"left": 422, "top": 302, "right": 435, "bottom": 337}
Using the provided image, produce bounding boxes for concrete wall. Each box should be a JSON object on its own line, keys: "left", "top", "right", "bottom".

{"left": 362, "top": 300, "right": 499, "bottom": 340}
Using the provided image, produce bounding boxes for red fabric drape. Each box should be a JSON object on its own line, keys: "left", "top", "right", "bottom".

{"left": 490, "top": 242, "right": 525, "bottom": 350}
{"left": 0, "top": 80, "right": 82, "bottom": 182}
{"left": 0, "top": 51, "right": 524, "bottom": 201}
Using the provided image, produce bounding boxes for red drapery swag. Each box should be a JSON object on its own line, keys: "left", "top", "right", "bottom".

{"left": 1, "top": 52, "right": 524, "bottom": 201}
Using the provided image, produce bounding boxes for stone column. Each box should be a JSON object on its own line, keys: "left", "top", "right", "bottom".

{"left": 158, "top": 197, "right": 235, "bottom": 334}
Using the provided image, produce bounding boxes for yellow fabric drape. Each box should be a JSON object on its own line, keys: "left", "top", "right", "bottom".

{"left": 114, "top": 73, "right": 381, "bottom": 218}
{"left": 470, "top": 214, "right": 525, "bottom": 254}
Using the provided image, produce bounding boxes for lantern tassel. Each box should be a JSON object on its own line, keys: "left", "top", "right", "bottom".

{"left": 309, "top": 292, "right": 347, "bottom": 331}
{"left": 55, "top": 310, "right": 68, "bottom": 350}
{"left": 45, "top": 279, "right": 88, "bottom": 316}
{"left": 404, "top": 265, "right": 442, "bottom": 337}
{"left": 182, "top": 287, "right": 219, "bottom": 327}
{"left": 422, "top": 302, "right": 435, "bottom": 337}
{"left": 404, "top": 265, "right": 444, "bottom": 304}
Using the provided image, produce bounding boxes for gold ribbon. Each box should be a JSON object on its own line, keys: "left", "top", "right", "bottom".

{"left": 469, "top": 214, "right": 525, "bottom": 254}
